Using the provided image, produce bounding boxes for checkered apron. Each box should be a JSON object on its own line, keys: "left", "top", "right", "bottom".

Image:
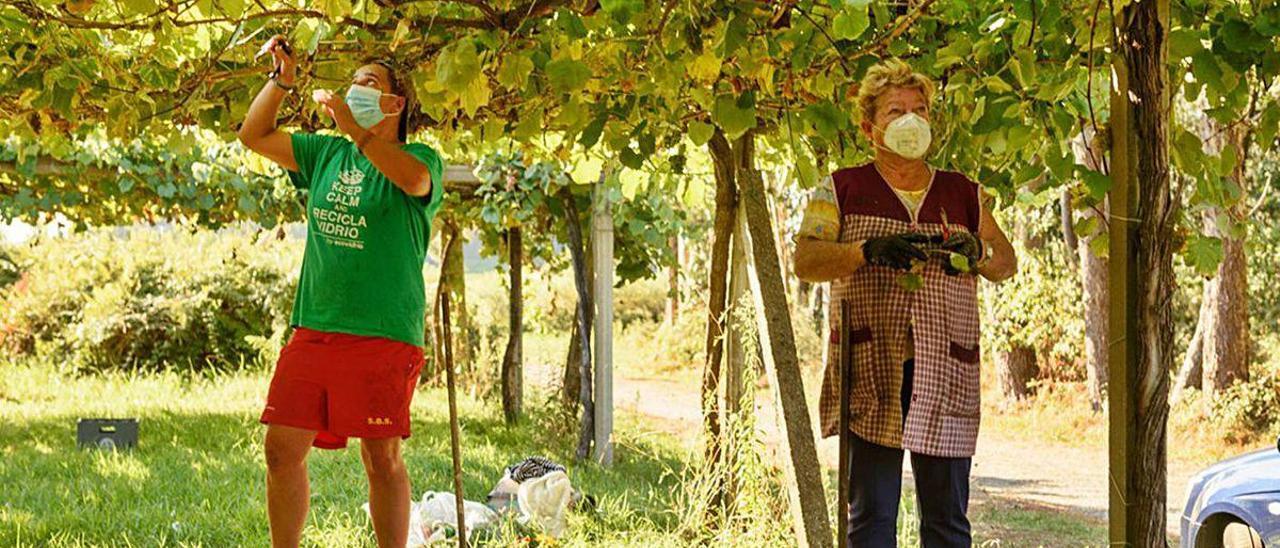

{"left": 817, "top": 167, "right": 983, "bottom": 458}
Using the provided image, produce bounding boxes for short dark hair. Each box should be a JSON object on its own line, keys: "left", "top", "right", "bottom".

{"left": 366, "top": 58, "right": 413, "bottom": 143}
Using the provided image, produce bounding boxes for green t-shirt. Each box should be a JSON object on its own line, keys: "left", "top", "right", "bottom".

{"left": 286, "top": 132, "right": 445, "bottom": 347}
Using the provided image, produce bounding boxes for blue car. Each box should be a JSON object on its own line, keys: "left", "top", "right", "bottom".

{"left": 1181, "top": 436, "right": 1280, "bottom": 547}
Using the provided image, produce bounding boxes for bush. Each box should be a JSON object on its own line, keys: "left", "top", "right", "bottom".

{"left": 0, "top": 246, "right": 18, "bottom": 289}
{"left": 981, "top": 238, "right": 1086, "bottom": 381}
{"left": 0, "top": 227, "right": 298, "bottom": 372}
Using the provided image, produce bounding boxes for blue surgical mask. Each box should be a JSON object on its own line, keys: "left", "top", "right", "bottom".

{"left": 346, "top": 84, "right": 401, "bottom": 129}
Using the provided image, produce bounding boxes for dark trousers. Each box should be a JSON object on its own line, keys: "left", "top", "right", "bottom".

{"left": 846, "top": 359, "right": 972, "bottom": 548}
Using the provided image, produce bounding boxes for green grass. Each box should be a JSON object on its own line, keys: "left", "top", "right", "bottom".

{"left": 0, "top": 361, "right": 690, "bottom": 547}
{"left": 0, "top": 360, "right": 1110, "bottom": 547}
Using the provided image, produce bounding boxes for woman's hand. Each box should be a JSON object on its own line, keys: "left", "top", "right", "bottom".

{"left": 861, "top": 234, "right": 928, "bottom": 270}
{"left": 939, "top": 232, "right": 983, "bottom": 275}
{"left": 258, "top": 35, "right": 297, "bottom": 86}
{"left": 312, "top": 89, "right": 362, "bottom": 137}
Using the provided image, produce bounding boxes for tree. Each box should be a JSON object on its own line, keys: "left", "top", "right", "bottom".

{"left": 1108, "top": 0, "right": 1174, "bottom": 542}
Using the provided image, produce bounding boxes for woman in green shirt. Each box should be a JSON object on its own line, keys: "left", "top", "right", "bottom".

{"left": 237, "top": 35, "right": 445, "bottom": 548}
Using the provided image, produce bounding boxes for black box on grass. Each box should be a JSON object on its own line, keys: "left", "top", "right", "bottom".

{"left": 77, "top": 418, "right": 138, "bottom": 450}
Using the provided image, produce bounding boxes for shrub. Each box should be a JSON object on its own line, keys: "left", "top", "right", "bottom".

{"left": 0, "top": 227, "right": 298, "bottom": 372}
{"left": 981, "top": 238, "right": 1086, "bottom": 381}
{"left": 0, "top": 246, "right": 18, "bottom": 289}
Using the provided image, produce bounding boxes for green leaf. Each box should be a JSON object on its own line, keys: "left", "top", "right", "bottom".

{"left": 123, "top": 0, "right": 157, "bottom": 16}
{"left": 512, "top": 108, "right": 542, "bottom": 140}
{"left": 437, "top": 41, "right": 481, "bottom": 89}
{"left": 293, "top": 19, "right": 329, "bottom": 55}
{"left": 220, "top": 0, "right": 245, "bottom": 19}
{"left": 688, "top": 121, "right": 714, "bottom": 146}
{"left": 1215, "top": 143, "right": 1238, "bottom": 179}
{"left": 1185, "top": 235, "right": 1223, "bottom": 277}
{"left": 934, "top": 39, "right": 971, "bottom": 69}
{"left": 1088, "top": 230, "right": 1109, "bottom": 259}
{"left": 832, "top": 8, "right": 869, "bottom": 40}
{"left": 554, "top": 99, "right": 587, "bottom": 130}
{"left": 795, "top": 150, "right": 818, "bottom": 187}
{"left": 600, "top": 0, "right": 642, "bottom": 23}
{"left": 1256, "top": 102, "right": 1279, "bottom": 152}
{"left": 237, "top": 195, "right": 257, "bottom": 213}
{"left": 688, "top": 51, "right": 722, "bottom": 82}
{"left": 620, "top": 147, "right": 645, "bottom": 170}
{"left": 1082, "top": 170, "right": 1111, "bottom": 200}
{"left": 897, "top": 272, "right": 924, "bottom": 291}
{"left": 545, "top": 58, "right": 591, "bottom": 93}
{"left": 803, "top": 101, "right": 847, "bottom": 142}
{"left": 1168, "top": 28, "right": 1203, "bottom": 59}
{"left": 317, "top": 0, "right": 351, "bottom": 17}
{"left": 578, "top": 113, "right": 608, "bottom": 149}
{"left": 720, "top": 14, "right": 749, "bottom": 55}
{"left": 983, "top": 75, "right": 1013, "bottom": 94}
{"left": 1191, "top": 49, "right": 1227, "bottom": 95}
{"left": 497, "top": 54, "right": 534, "bottom": 89}
{"left": 712, "top": 94, "right": 756, "bottom": 139}
{"left": 1074, "top": 215, "right": 1099, "bottom": 239}
{"left": 459, "top": 77, "right": 490, "bottom": 117}
{"left": 1220, "top": 18, "right": 1267, "bottom": 54}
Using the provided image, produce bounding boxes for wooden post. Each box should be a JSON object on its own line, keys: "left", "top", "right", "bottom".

{"left": 502, "top": 227, "right": 523, "bottom": 424}
{"left": 724, "top": 207, "right": 750, "bottom": 417}
{"left": 440, "top": 292, "right": 468, "bottom": 548}
{"left": 592, "top": 182, "right": 615, "bottom": 466}
{"left": 1109, "top": 0, "right": 1173, "bottom": 544}
{"left": 736, "top": 150, "right": 833, "bottom": 548}
{"left": 837, "top": 301, "right": 853, "bottom": 548}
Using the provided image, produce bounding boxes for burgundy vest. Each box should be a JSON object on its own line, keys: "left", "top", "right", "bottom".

{"left": 818, "top": 164, "right": 984, "bottom": 458}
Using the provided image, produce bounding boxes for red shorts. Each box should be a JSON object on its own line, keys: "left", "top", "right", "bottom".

{"left": 260, "top": 327, "right": 425, "bottom": 449}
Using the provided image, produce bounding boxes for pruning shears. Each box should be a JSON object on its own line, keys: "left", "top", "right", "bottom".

{"left": 939, "top": 207, "right": 952, "bottom": 240}
{"left": 255, "top": 35, "right": 294, "bottom": 80}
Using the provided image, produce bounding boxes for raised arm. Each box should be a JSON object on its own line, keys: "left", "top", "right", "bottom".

{"left": 311, "top": 90, "right": 432, "bottom": 197}
{"left": 236, "top": 35, "right": 297, "bottom": 172}
{"left": 353, "top": 132, "right": 432, "bottom": 197}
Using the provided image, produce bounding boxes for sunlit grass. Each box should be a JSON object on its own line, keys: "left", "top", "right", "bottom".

{"left": 0, "top": 360, "right": 688, "bottom": 547}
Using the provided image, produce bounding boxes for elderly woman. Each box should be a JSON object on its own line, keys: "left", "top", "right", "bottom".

{"left": 794, "top": 59, "right": 1017, "bottom": 547}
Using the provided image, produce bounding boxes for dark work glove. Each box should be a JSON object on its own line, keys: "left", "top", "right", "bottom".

{"left": 862, "top": 234, "right": 928, "bottom": 270}
{"left": 939, "top": 231, "right": 983, "bottom": 276}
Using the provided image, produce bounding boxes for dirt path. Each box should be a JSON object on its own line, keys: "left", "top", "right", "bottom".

{"left": 609, "top": 373, "right": 1199, "bottom": 540}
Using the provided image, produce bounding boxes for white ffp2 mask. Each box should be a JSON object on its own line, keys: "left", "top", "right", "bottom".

{"left": 881, "top": 112, "right": 932, "bottom": 160}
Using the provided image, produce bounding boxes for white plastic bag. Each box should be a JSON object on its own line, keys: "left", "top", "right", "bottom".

{"left": 516, "top": 470, "right": 574, "bottom": 537}
{"left": 365, "top": 491, "right": 498, "bottom": 547}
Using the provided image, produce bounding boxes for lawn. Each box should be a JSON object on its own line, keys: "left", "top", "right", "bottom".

{"left": 0, "top": 359, "right": 1106, "bottom": 547}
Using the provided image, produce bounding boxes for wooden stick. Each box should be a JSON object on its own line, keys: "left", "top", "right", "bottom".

{"left": 440, "top": 292, "right": 468, "bottom": 548}
{"left": 837, "top": 300, "right": 853, "bottom": 548}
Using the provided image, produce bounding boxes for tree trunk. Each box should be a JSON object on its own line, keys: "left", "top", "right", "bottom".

{"left": 1109, "top": 0, "right": 1173, "bottom": 543}
{"left": 997, "top": 346, "right": 1039, "bottom": 402}
{"left": 735, "top": 130, "right": 833, "bottom": 547}
{"left": 1171, "top": 293, "right": 1207, "bottom": 404}
{"left": 437, "top": 221, "right": 471, "bottom": 373}
{"left": 666, "top": 235, "right": 680, "bottom": 325}
{"left": 1072, "top": 131, "right": 1110, "bottom": 412}
{"left": 563, "top": 220, "right": 593, "bottom": 410}
{"left": 703, "top": 130, "right": 737, "bottom": 472}
{"left": 501, "top": 226, "right": 524, "bottom": 424}
{"left": 1201, "top": 127, "right": 1251, "bottom": 398}
{"left": 1061, "top": 190, "right": 1079, "bottom": 264}
{"left": 561, "top": 188, "right": 596, "bottom": 462}
{"left": 1080, "top": 208, "right": 1110, "bottom": 412}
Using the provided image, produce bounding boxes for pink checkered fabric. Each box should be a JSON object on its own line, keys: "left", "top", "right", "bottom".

{"left": 816, "top": 165, "right": 983, "bottom": 458}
